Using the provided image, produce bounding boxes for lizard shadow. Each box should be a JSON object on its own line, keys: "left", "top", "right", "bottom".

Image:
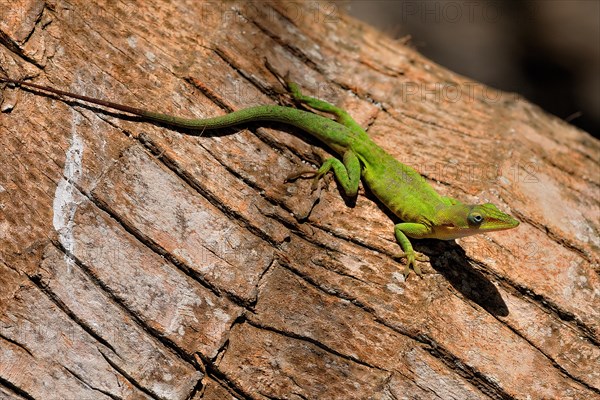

{"left": 363, "top": 187, "right": 509, "bottom": 317}
{"left": 422, "top": 239, "right": 509, "bottom": 317}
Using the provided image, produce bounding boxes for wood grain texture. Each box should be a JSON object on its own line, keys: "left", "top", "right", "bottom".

{"left": 0, "top": 1, "right": 598, "bottom": 399}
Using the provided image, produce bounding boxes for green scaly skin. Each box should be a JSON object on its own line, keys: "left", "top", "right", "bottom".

{"left": 0, "top": 77, "right": 519, "bottom": 277}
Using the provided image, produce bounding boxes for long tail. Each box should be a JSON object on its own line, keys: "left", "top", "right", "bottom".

{"left": 1, "top": 77, "right": 151, "bottom": 118}
{"left": 0, "top": 77, "right": 351, "bottom": 147}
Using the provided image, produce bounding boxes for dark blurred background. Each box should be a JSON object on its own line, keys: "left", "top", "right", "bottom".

{"left": 346, "top": 0, "right": 599, "bottom": 137}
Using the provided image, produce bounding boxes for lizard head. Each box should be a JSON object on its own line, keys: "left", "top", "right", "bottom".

{"left": 432, "top": 202, "right": 519, "bottom": 240}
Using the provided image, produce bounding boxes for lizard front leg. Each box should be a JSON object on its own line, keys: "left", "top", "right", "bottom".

{"left": 394, "top": 223, "right": 431, "bottom": 277}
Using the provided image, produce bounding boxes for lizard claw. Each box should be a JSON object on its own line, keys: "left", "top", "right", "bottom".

{"left": 414, "top": 253, "right": 430, "bottom": 262}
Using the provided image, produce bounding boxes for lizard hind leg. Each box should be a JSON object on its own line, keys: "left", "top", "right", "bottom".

{"left": 287, "top": 82, "right": 340, "bottom": 114}
{"left": 286, "top": 82, "right": 363, "bottom": 131}
{"left": 315, "top": 151, "right": 361, "bottom": 197}
{"left": 284, "top": 159, "right": 343, "bottom": 193}
{"left": 286, "top": 150, "right": 361, "bottom": 197}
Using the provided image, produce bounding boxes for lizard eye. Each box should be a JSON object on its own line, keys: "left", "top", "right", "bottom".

{"left": 468, "top": 213, "right": 483, "bottom": 225}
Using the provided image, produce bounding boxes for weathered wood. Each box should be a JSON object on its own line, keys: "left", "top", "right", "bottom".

{"left": 0, "top": 1, "right": 598, "bottom": 399}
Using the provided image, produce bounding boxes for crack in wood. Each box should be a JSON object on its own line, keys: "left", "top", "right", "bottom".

{"left": 277, "top": 258, "right": 382, "bottom": 317}
{"left": 540, "top": 154, "right": 600, "bottom": 192}
{"left": 194, "top": 352, "right": 257, "bottom": 400}
{"left": 0, "top": 33, "right": 44, "bottom": 70}
{"left": 182, "top": 76, "right": 234, "bottom": 113}
{"left": 62, "top": 365, "right": 121, "bottom": 400}
{"left": 0, "top": 377, "right": 36, "bottom": 400}
{"left": 50, "top": 239, "right": 198, "bottom": 368}
{"left": 276, "top": 259, "right": 517, "bottom": 399}
{"left": 309, "top": 256, "right": 373, "bottom": 286}
{"left": 511, "top": 211, "right": 593, "bottom": 264}
{"left": 84, "top": 186, "right": 251, "bottom": 306}
{"left": 136, "top": 131, "right": 285, "bottom": 249}
{"left": 417, "top": 333, "right": 515, "bottom": 400}
{"left": 0, "top": 332, "right": 34, "bottom": 358}
{"left": 490, "top": 311, "right": 600, "bottom": 394}
{"left": 211, "top": 46, "right": 281, "bottom": 98}
{"left": 97, "top": 349, "right": 162, "bottom": 400}
{"left": 250, "top": 7, "right": 321, "bottom": 73}
{"left": 387, "top": 108, "right": 476, "bottom": 139}
{"left": 246, "top": 319, "right": 386, "bottom": 371}
{"left": 470, "top": 256, "right": 599, "bottom": 347}
{"left": 26, "top": 269, "right": 118, "bottom": 355}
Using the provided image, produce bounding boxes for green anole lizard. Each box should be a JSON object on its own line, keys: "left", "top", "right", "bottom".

{"left": 0, "top": 76, "right": 519, "bottom": 277}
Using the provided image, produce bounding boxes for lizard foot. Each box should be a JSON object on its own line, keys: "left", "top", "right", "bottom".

{"left": 393, "top": 251, "right": 428, "bottom": 278}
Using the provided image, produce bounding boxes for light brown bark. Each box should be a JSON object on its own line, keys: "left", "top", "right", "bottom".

{"left": 0, "top": 1, "right": 598, "bottom": 399}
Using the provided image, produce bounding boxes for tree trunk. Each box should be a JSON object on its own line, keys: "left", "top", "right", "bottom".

{"left": 0, "top": 1, "right": 598, "bottom": 399}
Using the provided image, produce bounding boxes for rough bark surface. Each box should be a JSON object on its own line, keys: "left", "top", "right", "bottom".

{"left": 0, "top": 1, "right": 598, "bottom": 399}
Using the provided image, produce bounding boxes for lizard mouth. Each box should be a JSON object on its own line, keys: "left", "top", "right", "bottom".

{"left": 432, "top": 226, "right": 478, "bottom": 240}
{"left": 433, "top": 222, "right": 518, "bottom": 240}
